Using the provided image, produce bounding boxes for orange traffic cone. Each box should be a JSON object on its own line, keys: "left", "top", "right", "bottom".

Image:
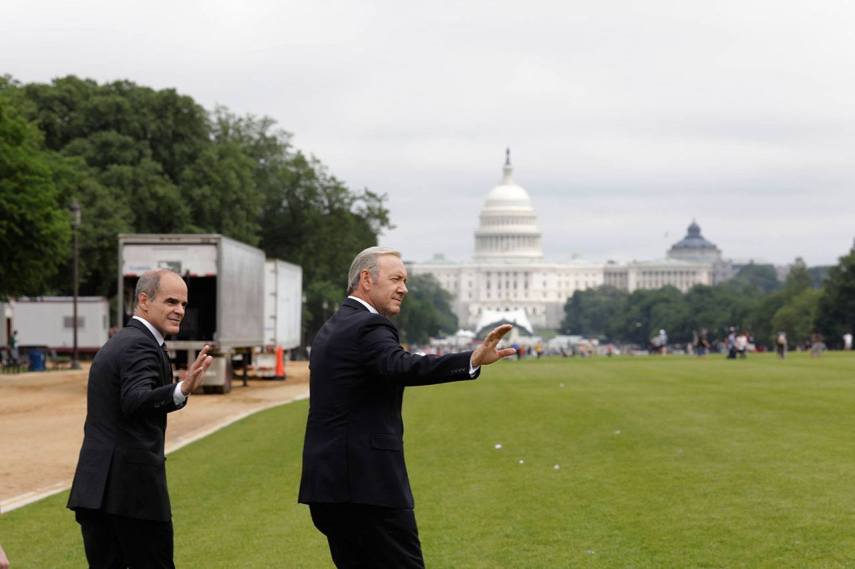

{"left": 275, "top": 346, "right": 286, "bottom": 380}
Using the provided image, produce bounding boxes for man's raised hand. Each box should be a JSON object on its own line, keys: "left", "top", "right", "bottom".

{"left": 471, "top": 324, "right": 517, "bottom": 367}
{"left": 181, "top": 345, "right": 214, "bottom": 395}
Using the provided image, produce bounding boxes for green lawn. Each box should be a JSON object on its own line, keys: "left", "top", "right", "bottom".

{"left": 3, "top": 352, "right": 855, "bottom": 568}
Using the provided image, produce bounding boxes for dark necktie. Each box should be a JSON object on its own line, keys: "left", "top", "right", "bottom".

{"left": 161, "top": 343, "right": 173, "bottom": 382}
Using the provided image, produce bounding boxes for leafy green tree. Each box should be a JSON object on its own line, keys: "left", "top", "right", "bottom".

{"left": 62, "top": 130, "right": 149, "bottom": 170}
{"left": 0, "top": 97, "right": 70, "bottom": 298}
{"left": 744, "top": 259, "right": 817, "bottom": 347}
{"left": 771, "top": 288, "right": 822, "bottom": 346}
{"left": 747, "top": 291, "right": 787, "bottom": 348}
{"left": 807, "top": 266, "right": 831, "bottom": 288}
{"left": 22, "top": 77, "right": 209, "bottom": 184}
{"left": 745, "top": 257, "right": 819, "bottom": 347}
{"left": 685, "top": 285, "right": 737, "bottom": 340}
{"left": 729, "top": 262, "right": 781, "bottom": 293}
{"left": 44, "top": 154, "right": 132, "bottom": 297}
{"left": 561, "top": 286, "right": 628, "bottom": 337}
{"left": 782, "top": 257, "right": 813, "bottom": 298}
{"left": 142, "top": 88, "right": 209, "bottom": 182}
{"left": 20, "top": 76, "right": 99, "bottom": 150}
{"left": 204, "top": 110, "right": 390, "bottom": 332}
{"left": 204, "top": 110, "right": 393, "bottom": 340}
{"left": 610, "top": 287, "right": 689, "bottom": 344}
{"left": 2, "top": 74, "right": 392, "bottom": 344}
{"left": 396, "top": 274, "right": 458, "bottom": 344}
{"left": 102, "top": 159, "right": 191, "bottom": 233}
{"left": 199, "top": 110, "right": 393, "bottom": 340}
{"left": 12, "top": 76, "right": 206, "bottom": 297}
{"left": 649, "top": 289, "right": 692, "bottom": 343}
{"left": 257, "top": 149, "right": 391, "bottom": 339}
{"left": 816, "top": 246, "right": 855, "bottom": 347}
{"left": 180, "top": 142, "right": 259, "bottom": 243}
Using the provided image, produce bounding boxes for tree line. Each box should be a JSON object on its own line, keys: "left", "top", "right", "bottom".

{"left": 0, "top": 75, "right": 457, "bottom": 342}
{"left": 9, "top": 75, "right": 848, "bottom": 349}
{"left": 561, "top": 255, "right": 855, "bottom": 349}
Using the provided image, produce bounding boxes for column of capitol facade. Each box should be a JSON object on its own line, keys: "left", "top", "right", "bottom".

{"left": 409, "top": 151, "right": 720, "bottom": 333}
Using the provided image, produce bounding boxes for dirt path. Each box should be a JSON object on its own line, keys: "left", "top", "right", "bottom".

{"left": 0, "top": 361, "right": 309, "bottom": 512}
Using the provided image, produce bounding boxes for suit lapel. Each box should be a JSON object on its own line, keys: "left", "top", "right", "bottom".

{"left": 127, "top": 319, "right": 172, "bottom": 385}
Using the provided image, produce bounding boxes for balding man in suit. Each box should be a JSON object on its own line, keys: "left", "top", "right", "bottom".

{"left": 299, "top": 246, "right": 514, "bottom": 568}
{"left": 67, "top": 269, "right": 213, "bottom": 569}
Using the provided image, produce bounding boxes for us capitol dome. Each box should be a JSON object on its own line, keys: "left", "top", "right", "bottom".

{"left": 473, "top": 150, "right": 544, "bottom": 263}
{"left": 409, "top": 150, "right": 721, "bottom": 334}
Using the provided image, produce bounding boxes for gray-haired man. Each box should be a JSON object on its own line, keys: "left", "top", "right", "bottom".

{"left": 299, "top": 246, "right": 514, "bottom": 568}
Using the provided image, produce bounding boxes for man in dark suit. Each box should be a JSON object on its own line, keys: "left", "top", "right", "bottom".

{"left": 299, "top": 247, "right": 515, "bottom": 568}
{"left": 67, "top": 269, "right": 213, "bottom": 569}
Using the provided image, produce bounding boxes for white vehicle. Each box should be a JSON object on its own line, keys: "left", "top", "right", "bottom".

{"left": 118, "top": 234, "right": 267, "bottom": 393}
{"left": 264, "top": 259, "right": 302, "bottom": 349}
{"left": 255, "top": 260, "right": 303, "bottom": 378}
{"left": 10, "top": 297, "right": 109, "bottom": 353}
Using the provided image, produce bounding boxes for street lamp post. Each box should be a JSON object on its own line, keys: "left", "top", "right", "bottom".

{"left": 71, "top": 201, "right": 81, "bottom": 370}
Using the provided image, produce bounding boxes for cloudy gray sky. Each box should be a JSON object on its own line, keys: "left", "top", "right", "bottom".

{"left": 3, "top": 0, "right": 853, "bottom": 266}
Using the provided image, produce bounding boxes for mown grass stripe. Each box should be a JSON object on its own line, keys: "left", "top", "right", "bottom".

{"left": 2, "top": 352, "right": 854, "bottom": 568}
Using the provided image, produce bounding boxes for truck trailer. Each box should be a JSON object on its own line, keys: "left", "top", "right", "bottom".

{"left": 255, "top": 259, "right": 303, "bottom": 378}
{"left": 11, "top": 297, "right": 110, "bottom": 354}
{"left": 264, "top": 259, "right": 302, "bottom": 348}
{"left": 118, "top": 234, "right": 266, "bottom": 393}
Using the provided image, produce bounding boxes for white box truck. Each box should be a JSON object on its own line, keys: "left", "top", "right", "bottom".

{"left": 118, "top": 234, "right": 266, "bottom": 393}
{"left": 11, "top": 297, "right": 109, "bottom": 353}
{"left": 256, "top": 259, "right": 303, "bottom": 378}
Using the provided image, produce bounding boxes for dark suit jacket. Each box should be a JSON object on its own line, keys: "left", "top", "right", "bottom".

{"left": 298, "top": 298, "right": 478, "bottom": 509}
{"left": 67, "top": 319, "right": 185, "bottom": 522}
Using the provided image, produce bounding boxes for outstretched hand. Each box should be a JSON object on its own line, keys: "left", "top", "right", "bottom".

{"left": 181, "top": 345, "right": 214, "bottom": 395}
{"left": 471, "top": 324, "right": 517, "bottom": 367}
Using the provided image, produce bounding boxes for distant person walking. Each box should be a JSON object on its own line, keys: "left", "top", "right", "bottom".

{"left": 9, "top": 330, "right": 18, "bottom": 366}
{"left": 726, "top": 327, "right": 737, "bottom": 359}
{"left": 843, "top": 332, "right": 853, "bottom": 351}
{"left": 651, "top": 329, "right": 667, "bottom": 355}
{"left": 693, "top": 328, "right": 710, "bottom": 356}
{"left": 776, "top": 331, "right": 788, "bottom": 359}
{"left": 736, "top": 331, "right": 749, "bottom": 359}
{"left": 810, "top": 332, "right": 825, "bottom": 357}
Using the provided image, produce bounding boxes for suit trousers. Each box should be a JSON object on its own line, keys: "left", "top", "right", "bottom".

{"left": 309, "top": 503, "right": 425, "bottom": 569}
{"left": 75, "top": 508, "right": 174, "bottom": 569}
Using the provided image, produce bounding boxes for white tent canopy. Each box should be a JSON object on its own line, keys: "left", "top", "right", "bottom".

{"left": 475, "top": 309, "right": 533, "bottom": 336}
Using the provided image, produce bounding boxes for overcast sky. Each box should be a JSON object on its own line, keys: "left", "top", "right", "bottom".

{"left": 3, "top": 0, "right": 853, "bottom": 266}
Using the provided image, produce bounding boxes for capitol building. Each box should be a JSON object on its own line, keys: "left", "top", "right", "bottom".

{"left": 409, "top": 152, "right": 727, "bottom": 332}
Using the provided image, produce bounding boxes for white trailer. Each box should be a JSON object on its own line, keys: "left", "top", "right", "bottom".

{"left": 264, "top": 260, "right": 302, "bottom": 349}
{"left": 11, "top": 297, "right": 109, "bottom": 353}
{"left": 118, "top": 234, "right": 267, "bottom": 393}
{"left": 256, "top": 260, "right": 303, "bottom": 378}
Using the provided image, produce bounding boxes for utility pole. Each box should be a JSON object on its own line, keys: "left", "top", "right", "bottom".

{"left": 71, "top": 200, "right": 81, "bottom": 370}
